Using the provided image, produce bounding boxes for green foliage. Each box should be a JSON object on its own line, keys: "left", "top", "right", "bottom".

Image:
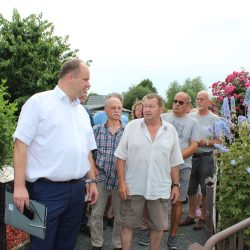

{"left": 0, "top": 9, "right": 78, "bottom": 110}
{"left": 216, "top": 123, "right": 250, "bottom": 236}
{"left": 165, "top": 80, "right": 182, "bottom": 109}
{"left": 0, "top": 80, "right": 17, "bottom": 169}
{"left": 123, "top": 79, "right": 157, "bottom": 110}
{"left": 165, "top": 77, "right": 206, "bottom": 109}
{"left": 137, "top": 79, "right": 158, "bottom": 93}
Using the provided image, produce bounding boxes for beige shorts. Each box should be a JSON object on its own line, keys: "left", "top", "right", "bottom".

{"left": 120, "top": 195, "right": 169, "bottom": 230}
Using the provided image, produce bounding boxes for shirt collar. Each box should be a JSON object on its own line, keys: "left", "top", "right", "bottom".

{"left": 140, "top": 118, "right": 168, "bottom": 130}
{"left": 104, "top": 121, "right": 125, "bottom": 129}
{"left": 54, "top": 86, "right": 80, "bottom": 106}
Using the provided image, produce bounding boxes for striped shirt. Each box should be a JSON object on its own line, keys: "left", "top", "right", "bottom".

{"left": 94, "top": 123, "right": 124, "bottom": 190}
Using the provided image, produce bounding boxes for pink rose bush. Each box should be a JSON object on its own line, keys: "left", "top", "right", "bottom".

{"left": 211, "top": 70, "right": 250, "bottom": 116}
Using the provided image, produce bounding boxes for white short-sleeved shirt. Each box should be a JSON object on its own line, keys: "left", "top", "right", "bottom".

{"left": 13, "top": 86, "right": 97, "bottom": 182}
{"left": 114, "top": 118, "right": 184, "bottom": 200}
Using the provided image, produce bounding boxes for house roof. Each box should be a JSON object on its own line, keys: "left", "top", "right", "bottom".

{"left": 86, "top": 95, "right": 107, "bottom": 106}
{"left": 86, "top": 95, "right": 131, "bottom": 113}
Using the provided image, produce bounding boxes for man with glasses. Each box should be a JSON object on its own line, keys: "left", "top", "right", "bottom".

{"left": 179, "top": 90, "right": 220, "bottom": 230}
{"left": 161, "top": 92, "right": 199, "bottom": 249}
{"left": 115, "top": 93, "right": 183, "bottom": 250}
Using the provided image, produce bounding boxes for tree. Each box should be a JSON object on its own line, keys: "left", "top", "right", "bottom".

{"left": 165, "top": 77, "right": 206, "bottom": 109}
{"left": 137, "top": 79, "right": 158, "bottom": 93}
{"left": 123, "top": 79, "right": 158, "bottom": 110}
{"left": 0, "top": 80, "right": 17, "bottom": 169}
{"left": 165, "top": 80, "right": 182, "bottom": 109}
{"left": 123, "top": 85, "right": 151, "bottom": 110}
{"left": 182, "top": 77, "right": 206, "bottom": 105}
{"left": 0, "top": 9, "right": 78, "bottom": 110}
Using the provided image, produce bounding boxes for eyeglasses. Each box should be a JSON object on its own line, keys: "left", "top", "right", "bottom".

{"left": 173, "top": 100, "right": 185, "bottom": 105}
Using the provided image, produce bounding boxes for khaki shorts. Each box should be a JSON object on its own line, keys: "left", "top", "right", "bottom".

{"left": 120, "top": 195, "right": 169, "bottom": 230}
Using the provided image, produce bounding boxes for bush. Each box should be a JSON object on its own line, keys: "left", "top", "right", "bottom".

{"left": 211, "top": 70, "right": 250, "bottom": 116}
{"left": 0, "top": 80, "right": 17, "bottom": 169}
{"left": 216, "top": 123, "right": 250, "bottom": 236}
{"left": 214, "top": 91, "right": 250, "bottom": 237}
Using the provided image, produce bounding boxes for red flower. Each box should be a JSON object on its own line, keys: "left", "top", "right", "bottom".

{"left": 211, "top": 70, "right": 249, "bottom": 116}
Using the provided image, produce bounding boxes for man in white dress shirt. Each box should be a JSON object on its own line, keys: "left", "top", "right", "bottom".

{"left": 13, "top": 59, "right": 98, "bottom": 250}
{"left": 115, "top": 93, "right": 184, "bottom": 250}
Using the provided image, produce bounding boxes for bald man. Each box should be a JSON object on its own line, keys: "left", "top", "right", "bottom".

{"left": 180, "top": 90, "right": 220, "bottom": 230}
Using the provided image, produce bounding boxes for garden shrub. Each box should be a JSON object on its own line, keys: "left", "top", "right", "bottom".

{"left": 0, "top": 80, "right": 17, "bottom": 169}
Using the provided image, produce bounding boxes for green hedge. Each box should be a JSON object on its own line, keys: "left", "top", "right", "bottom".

{"left": 0, "top": 80, "right": 17, "bottom": 169}
{"left": 216, "top": 122, "right": 250, "bottom": 237}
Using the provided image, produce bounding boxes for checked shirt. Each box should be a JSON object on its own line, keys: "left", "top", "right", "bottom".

{"left": 94, "top": 123, "right": 124, "bottom": 190}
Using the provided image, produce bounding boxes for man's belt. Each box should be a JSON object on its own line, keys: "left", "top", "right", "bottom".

{"left": 193, "top": 151, "right": 213, "bottom": 158}
{"left": 37, "top": 178, "right": 83, "bottom": 184}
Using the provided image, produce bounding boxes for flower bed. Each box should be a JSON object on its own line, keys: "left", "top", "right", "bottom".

{"left": 6, "top": 225, "right": 29, "bottom": 250}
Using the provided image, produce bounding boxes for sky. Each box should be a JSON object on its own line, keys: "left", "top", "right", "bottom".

{"left": 1, "top": 0, "right": 250, "bottom": 98}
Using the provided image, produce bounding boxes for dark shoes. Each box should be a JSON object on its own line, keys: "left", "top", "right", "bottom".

{"left": 114, "top": 248, "right": 122, "bottom": 250}
{"left": 179, "top": 216, "right": 196, "bottom": 226}
{"left": 167, "top": 236, "right": 178, "bottom": 250}
{"left": 103, "top": 217, "right": 114, "bottom": 228}
{"left": 193, "top": 218, "right": 205, "bottom": 230}
{"left": 79, "top": 225, "right": 91, "bottom": 237}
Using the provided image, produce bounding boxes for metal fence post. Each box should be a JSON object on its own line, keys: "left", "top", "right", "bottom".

{"left": 205, "top": 177, "right": 214, "bottom": 242}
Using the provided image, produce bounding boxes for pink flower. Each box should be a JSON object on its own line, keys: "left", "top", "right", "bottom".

{"left": 246, "top": 82, "right": 250, "bottom": 89}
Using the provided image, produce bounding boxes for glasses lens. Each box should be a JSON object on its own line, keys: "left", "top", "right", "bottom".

{"left": 173, "top": 100, "right": 185, "bottom": 105}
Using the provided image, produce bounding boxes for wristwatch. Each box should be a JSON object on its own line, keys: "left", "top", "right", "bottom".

{"left": 85, "top": 179, "right": 97, "bottom": 184}
{"left": 172, "top": 183, "right": 180, "bottom": 188}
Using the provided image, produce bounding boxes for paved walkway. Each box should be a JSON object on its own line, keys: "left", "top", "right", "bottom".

{"left": 75, "top": 203, "right": 204, "bottom": 250}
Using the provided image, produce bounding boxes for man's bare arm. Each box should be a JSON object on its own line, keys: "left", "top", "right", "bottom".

{"left": 182, "top": 141, "right": 198, "bottom": 159}
{"left": 116, "top": 158, "right": 128, "bottom": 200}
{"left": 87, "top": 152, "right": 98, "bottom": 205}
{"left": 13, "top": 139, "right": 29, "bottom": 212}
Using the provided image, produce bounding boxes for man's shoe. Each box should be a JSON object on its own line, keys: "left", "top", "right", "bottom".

{"left": 167, "top": 236, "right": 178, "bottom": 250}
{"left": 92, "top": 247, "right": 102, "bottom": 250}
{"left": 179, "top": 216, "right": 196, "bottom": 226}
{"left": 193, "top": 218, "right": 205, "bottom": 230}
{"left": 114, "top": 248, "right": 122, "bottom": 250}
{"left": 79, "top": 225, "right": 91, "bottom": 237}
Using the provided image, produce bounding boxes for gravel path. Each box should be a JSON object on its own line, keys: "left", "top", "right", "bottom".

{"left": 75, "top": 203, "right": 204, "bottom": 250}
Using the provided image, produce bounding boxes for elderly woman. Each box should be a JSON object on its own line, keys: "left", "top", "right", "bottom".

{"left": 132, "top": 100, "right": 143, "bottom": 119}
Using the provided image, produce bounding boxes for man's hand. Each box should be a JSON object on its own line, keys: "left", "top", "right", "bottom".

{"left": 13, "top": 186, "right": 29, "bottom": 213}
{"left": 118, "top": 181, "right": 129, "bottom": 200}
{"left": 171, "top": 186, "right": 180, "bottom": 205}
{"left": 87, "top": 183, "right": 98, "bottom": 205}
{"left": 199, "top": 139, "right": 207, "bottom": 147}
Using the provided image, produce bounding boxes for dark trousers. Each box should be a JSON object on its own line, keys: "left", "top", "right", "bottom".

{"left": 81, "top": 201, "right": 89, "bottom": 226}
{"left": 27, "top": 179, "right": 85, "bottom": 250}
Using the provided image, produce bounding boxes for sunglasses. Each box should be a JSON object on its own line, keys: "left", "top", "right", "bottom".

{"left": 173, "top": 100, "right": 185, "bottom": 105}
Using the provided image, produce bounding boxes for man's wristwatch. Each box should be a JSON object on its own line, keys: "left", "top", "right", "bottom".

{"left": 85, "top": 179, "right": 97, "bottom": 184}
{"left": 172, "top": 183, "right": 180, "bottom": 188}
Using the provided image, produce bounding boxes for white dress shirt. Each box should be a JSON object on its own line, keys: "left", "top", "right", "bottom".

{"left": 114, "top": 118, "right": 184, "bottom": 200}
{"left": 13, "top": 86, "right": 97, "bottom": 182}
